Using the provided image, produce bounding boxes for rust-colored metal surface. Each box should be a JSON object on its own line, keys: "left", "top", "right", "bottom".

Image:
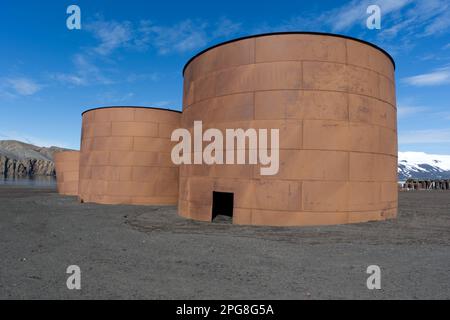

{"left": 54, "top": 151, "right": 80, "bottom": 196}
{"left": 78, "top": 107, "right": 181, "bottom": 205}
{"left": 180, "top": 33, "right": 398, "bottom": 226}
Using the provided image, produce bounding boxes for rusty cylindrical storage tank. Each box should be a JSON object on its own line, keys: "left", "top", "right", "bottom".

{"left": 79, "top": 107, "right": 181, "bottom": 205}
{"left": 180, "top": 32, "right": 398, "bottom": 226}
{"left": 54, "top": 151, "right": 80, "bottom": 196}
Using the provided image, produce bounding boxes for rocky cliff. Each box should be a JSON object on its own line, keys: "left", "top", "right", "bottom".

{"left": 0, "top": 140, "right": 72, "bottom": 177}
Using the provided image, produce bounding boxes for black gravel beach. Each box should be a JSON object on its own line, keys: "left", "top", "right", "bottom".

{"left": 0, "top": 185, "right": 449, "bottom": 299}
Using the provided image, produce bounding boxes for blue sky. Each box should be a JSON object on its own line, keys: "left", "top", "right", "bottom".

{"left": 0, "top": 0, "right": 449, "bottom": 153}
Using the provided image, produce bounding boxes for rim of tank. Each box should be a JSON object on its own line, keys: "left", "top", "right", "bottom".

{"left": 82, "top": 106, "right": 182, "bottom": 116}
{"left": 183, "top": 31, "right": 396, "bottom": 76}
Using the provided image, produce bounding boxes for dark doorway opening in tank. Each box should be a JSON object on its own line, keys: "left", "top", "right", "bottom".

{"left": 212, "top": 191, "right": 234, "bottom": 222}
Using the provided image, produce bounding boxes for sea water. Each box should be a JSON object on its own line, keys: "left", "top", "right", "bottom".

{"left": 0, "top": 176, "right": 56, "bottom": 188}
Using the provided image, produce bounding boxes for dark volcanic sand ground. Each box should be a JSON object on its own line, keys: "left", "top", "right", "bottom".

{"left": 0, "top": 185, "right": 449, "bottom": 299}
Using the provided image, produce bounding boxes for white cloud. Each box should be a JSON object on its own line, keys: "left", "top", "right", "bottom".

{"left": 52, "top": 54, "right": 113, "bottom": 86}
{"left": 422, "top": 3, "right": 450, "bottom": 36}
{"left": 399, "top": 128, "right": 450, "bottom": 144}
{"left": 52, "top": 73, "right": 85, "bottom": 86}
{"left": 326, "top": 0, "right": 369, "bottom": 32}
{"left": 95, "top": 91, "right": 135, "bottom": 105}
{"left": 51, "top": 16, "right": 241, "bottom": 89}
{"left": 318, "top": 0, "right": 412, "bottom": 32}
{"left": 139, "top": 19, "right": 209, "bottom": 54}
{"left": 52, "top": 55, "right": 162, "bottom": 88}
{"left": 138, "top": 17, "right": 242, "bottom": 55}
{"left": 329, "top": 0, "right": 448, "bottom": 36}
{"left": 251, "top": 0, "right": 414, "bottom": 49}
{"left": 253, "top": 15, "right": 321, "bottom": 34}
{"left": 254, "top": 0, "right": 448, "bottom": 57}
{"left": 402, "top": 67, "right": 450, "bottom": 86}
{"left": 378, "top": 17, "right": 415, "bottom": 39}
{"left": 377, "top": 0, "right": 450, "bottom": 40}
{"left": 212, "top": 18, "right": 242, "bottom": 38}
{"left": 126, "top": 72, "right": 160, "bottom": 83}
{"left": 397, "top": 105, "right": 427, "bottom": 117}
{"left": 1, "top": 77, "right": 42, "bottom": 96}
{"left": 85, "top": 20, "right": 134, "bottom": 55}
{"left": 80, "top": 16, "right": 242, "bottom": 56}
{"left": 151, "top": 100, "right": 173, "bottom": 108}
{"left": 432, "top": 111, "right": 450, "bottom": 120}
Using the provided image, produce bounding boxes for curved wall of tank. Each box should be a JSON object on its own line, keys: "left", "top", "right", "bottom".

{"left": 78, "top": 107, "right": 181, "bottom": 205}
{"left": 180, "top": 33, "right": 398, "bottom": 226}
{"left": 54, "top": 151, "right": 80, "bottom": 196}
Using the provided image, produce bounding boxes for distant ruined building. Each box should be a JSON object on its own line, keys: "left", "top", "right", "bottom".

{"left": 400, "top": 179, "right": 450, "bottom": 191}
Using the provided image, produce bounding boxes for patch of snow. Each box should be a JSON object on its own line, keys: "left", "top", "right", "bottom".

{"left": 398, "top": 152, "right": 450, "bottom": 171}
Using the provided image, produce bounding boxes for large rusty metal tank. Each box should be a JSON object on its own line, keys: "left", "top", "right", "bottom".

{"left": 78, "top": 106, "right": 181, "bottom": 205}
{"left": 54, "top": 151, "right": 80, "bottom": 196}
{"left": 179, "top": 32, "right": 398, "bottom": 226}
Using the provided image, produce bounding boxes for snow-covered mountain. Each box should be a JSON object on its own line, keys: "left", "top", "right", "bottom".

{"left": 398, "top": 152, "right": 450, "bottom": 180}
